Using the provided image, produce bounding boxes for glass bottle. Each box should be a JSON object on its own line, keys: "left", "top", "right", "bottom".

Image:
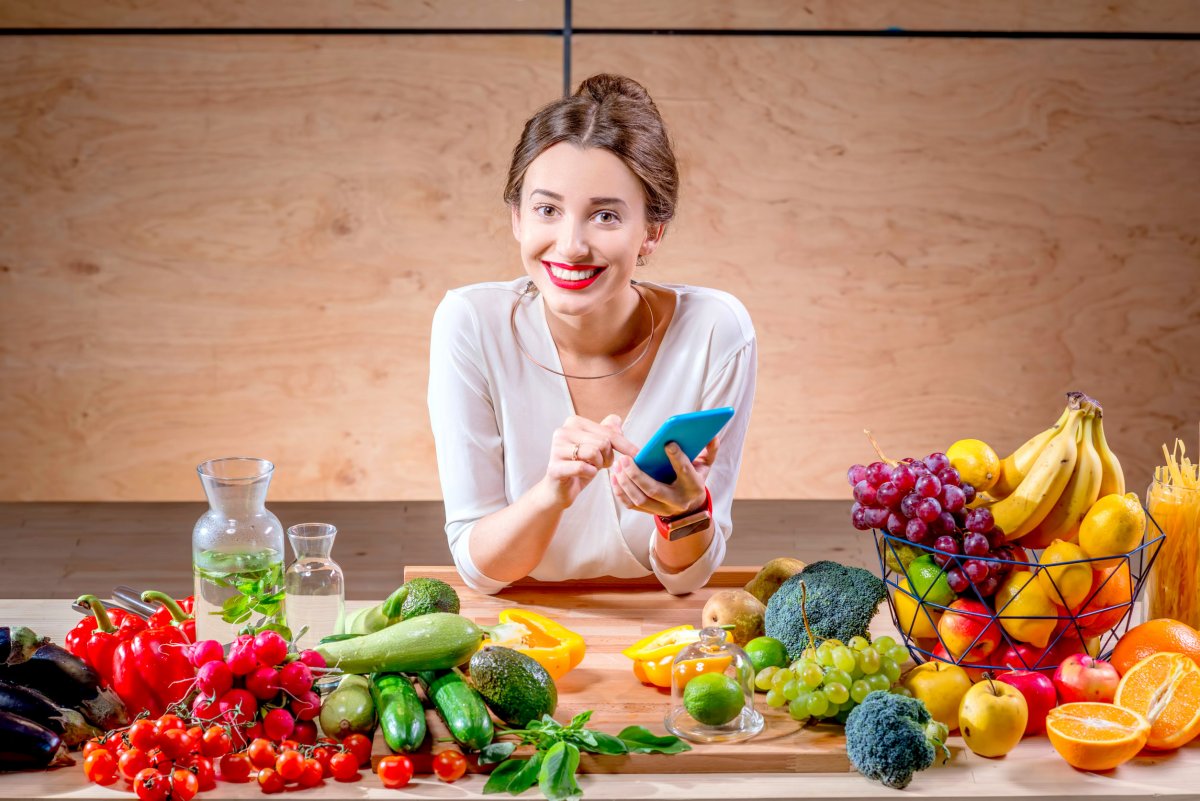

{"left": 284, "top": 523, "right": 346, "bottom": 650}
{"left": 664, "top": 627, "right": 763, "bottom": 744}
{"left": 1146, "top": 478, "right": 1200, "bottom": 628}
{"left": 192, "top": 457, "right": 286, "bottom": 644}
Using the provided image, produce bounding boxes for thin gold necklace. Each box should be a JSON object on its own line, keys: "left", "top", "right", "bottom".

{"left": 510, "top": 280, "right": 656, "bottom": 380}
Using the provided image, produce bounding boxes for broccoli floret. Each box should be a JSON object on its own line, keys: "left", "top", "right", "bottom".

{"left": 763, "top": 560, "right": 886, "bottom": 661}
{"left": 391, "top": 577, "right": 460, "bottom": 619}
{"left": 845, "top": 691, "right": 950, "bottom": 790}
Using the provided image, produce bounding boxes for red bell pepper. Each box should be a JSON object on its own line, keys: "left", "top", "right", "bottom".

{"left": 143, "top": 591, "right": 196, "bottom": 643}
{"left": 68, "top": 595, "right": 147, "bottom": 687}
{"left": 108, "top": 601, "right": 196, "bottom": 718}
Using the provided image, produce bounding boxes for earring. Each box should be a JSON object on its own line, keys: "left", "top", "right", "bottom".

{"left": 636, "top": 255, "right": 646, "bottom": 267}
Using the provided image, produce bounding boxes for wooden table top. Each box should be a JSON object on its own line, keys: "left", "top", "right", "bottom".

{"left": 1, "top": 593, "right": 1196, "bottom": 800}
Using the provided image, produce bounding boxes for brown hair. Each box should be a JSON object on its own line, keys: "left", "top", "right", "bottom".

{"left": 503, "top": 74, "right": 679, "bottom": 224}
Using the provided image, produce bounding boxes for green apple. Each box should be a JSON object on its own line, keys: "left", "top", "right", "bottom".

{"left": 958, "top": 678, "right": 1029, "bottom": 758}
{"left": 901, "top": 661, "right": 973, "bottom": 731}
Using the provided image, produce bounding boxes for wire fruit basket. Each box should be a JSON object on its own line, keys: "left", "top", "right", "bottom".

{"left": 871, "top": 511, "right": 1165, "bottom": 675}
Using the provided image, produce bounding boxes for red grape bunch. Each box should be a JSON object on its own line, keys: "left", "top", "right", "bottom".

{"left": 848, "top": 452, "right": 1025, "bottom": 598}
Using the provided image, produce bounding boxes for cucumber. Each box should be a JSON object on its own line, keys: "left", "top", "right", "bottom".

{"left": 314, "top": 613, "right": 483, "bottom": 675}
{"left": 318, "top": 674, "right": 376, "bottom": 739}
{"left": 415, "top": 669, "right": 494, "bottom": 751}
{"left": 371, "top": 673, "right": 427, "bottom": 753}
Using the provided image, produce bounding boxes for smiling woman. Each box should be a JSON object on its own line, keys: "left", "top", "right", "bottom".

{"left": 427, "top": 74, "right": 758, "bottom": 595}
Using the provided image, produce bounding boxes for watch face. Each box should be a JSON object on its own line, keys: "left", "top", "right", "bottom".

{"left": 665, "top": 511, "right": 712, "bottom": 541}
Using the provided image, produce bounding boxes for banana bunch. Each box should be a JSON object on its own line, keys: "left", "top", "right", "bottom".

{"left": 984, "top": 392, "right": 1124, "bottom": 544}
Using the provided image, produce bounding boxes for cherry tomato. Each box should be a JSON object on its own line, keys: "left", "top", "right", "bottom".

{"left": 170, "top": 768, "right": 200, "bottom": 801}
{"left": 82, "top": 738, "right": 109, "bottom": 757}
{"left": 155, "top": 714, "right": 186, "bottom": 735}
{"left": 246, "top": 737, "right": 278, "bottom": 769}
{"left": 117, "top": 748, "right": 151, "bottom": 782}
{"left": 104, "top": 732, "right": 127, "bottom": 752}
{"left": 257, "top": 767, "right": 286, "bottom": 794}
{"left": 275, "top": 749, "right": 305, "bottom": 782}
{"left": 183, "top": 726, "right": 204, "bottom": 754}
{"left": 158, "top": 728, "right": 189, "bottom": 760}
{"left": 329, "top": 751, "right": 360, "bottom": 782}
{"left": 311, "top": 745, "right": 334, "bottom": 777}
{"left": 128, "top": 719, "right": 160, "bottom": 751}
{"left": 83, "top": 749, "right": 119, "bottom": 786}
{"left": 218, "top": 752, "right": 252, "bottom": 783}
{"left": 133, "top": 768, "right": 170, "bottom": 801}
{"left": 147, "top": 747, "right": 173, "bottom": 775}
{"left": 180, "top": 754, "right": 217, "bottom": 791}
{"left": 297, "top": 758, "right": 324, "bottom": 788}
{"left": 432, "top": 750, "right": 468, "bottom": 783}
{"left": 377, "top": 754, "right": 414, "bottom": 789}
{"left": 342, "top": 733, "right": 372, "bottom": 767}
{"left": 201, "top": 725, "right": 232, "bottom": 758}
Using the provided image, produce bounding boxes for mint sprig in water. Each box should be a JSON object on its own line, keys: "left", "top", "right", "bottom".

{"left": 481, "top": 712, "right": 690, "bottom": 801}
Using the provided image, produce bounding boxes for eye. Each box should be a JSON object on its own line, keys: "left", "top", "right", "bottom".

{"left": 533, "top": 204, "right": 558, "bottom": 218}
{"left": 593, "top": 210, "right": 620, "bottom": 224}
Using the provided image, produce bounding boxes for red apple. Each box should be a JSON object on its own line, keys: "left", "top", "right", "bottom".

{"left": 996, "top": 670, "right": 1058, "bottom": 735}
{"left": 995, "top": 642, "right": 1054, "bottom": 671}
{"left": 1053, "top": 654, "right": 1119, "bottom": 704}
{"left": 937, "top": 599, "right": 1002, "bottom": 659}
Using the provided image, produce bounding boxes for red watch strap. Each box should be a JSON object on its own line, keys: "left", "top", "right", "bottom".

{"left": 655, "top": 488, "right": 713, "bottom": 537}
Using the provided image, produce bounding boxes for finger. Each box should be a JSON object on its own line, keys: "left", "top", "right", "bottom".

{"left": 552, "top": 460, "right": 597, "bottom": 482}
{"left": 573, "top": 441, "right": 613, "bottom": 470}
{"left": 694, "top": 436, "right": 721, "bottom": 468}
{"left": 614, "top": 466, "right": 669, "bottom": 514}
{"left": 664, "top": 442, "right": 702, "bottom": 484}
{"left": 618, "top": 459, "right": 676, "bottom": 516}
{"left": 571, "top": 418, "right": 637, "bottom": 460}
{"left": 600, "top": 414, "right": 623, "bottom": 432}
{"left": 610, "top": 474, "right": 636, "bottom": 509}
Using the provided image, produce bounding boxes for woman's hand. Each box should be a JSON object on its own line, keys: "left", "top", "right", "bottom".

{"left": 611, "top": 436, "right": 720, "bottom": 518}
{"left": 538, "top": 414, "right": 639, "bottom": 510}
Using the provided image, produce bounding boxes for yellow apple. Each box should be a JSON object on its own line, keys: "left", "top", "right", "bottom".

{"left": 958, "top": 678, "right": 1029, "bottom": 758}
{"left": 901, "top": 661, "right": 973, "bottom": 731}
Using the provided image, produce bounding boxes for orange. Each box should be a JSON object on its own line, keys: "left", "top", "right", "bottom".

{"left": 1045, "top": 702, "right": 1150, "bottom": 771}
{"left": 1070, "top": 563, "right": 1133, "bottom": 638}
{"left": 1111, "top": 619, "right": 1200, "bottom": 676}
{"left": 1114, "top": 652, "right": 1200, "bottom": 750}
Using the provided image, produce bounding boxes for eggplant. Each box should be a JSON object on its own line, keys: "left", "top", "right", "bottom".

{"left": 0, "top": 627, "right": 128, "bottom": 731}
{"left": 0, "top": 680, "right": 98, "bottom": 747}
{"left": 0, "top": 710, "right": 72, "bottom": 771}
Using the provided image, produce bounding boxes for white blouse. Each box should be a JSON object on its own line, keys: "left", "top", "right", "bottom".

{"left": 427, "top": 277, "right": 757, "bottom": 595}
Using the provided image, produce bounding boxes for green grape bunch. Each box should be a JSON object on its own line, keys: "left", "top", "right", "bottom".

{"left": 754, "top": 634, "right": 913, "bottom": 723}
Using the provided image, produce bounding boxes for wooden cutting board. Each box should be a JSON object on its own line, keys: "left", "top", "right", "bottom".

{"left": 367, "top": 566, "right": 850, "bottom": 774}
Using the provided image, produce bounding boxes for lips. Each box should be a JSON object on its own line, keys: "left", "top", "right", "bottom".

{"left": 542, "top": 261, "right": 607, "bottom": 290}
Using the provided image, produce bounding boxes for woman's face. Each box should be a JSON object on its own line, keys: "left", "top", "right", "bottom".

{"left": 512, "top": 143, "right": 663, "bottom": 318}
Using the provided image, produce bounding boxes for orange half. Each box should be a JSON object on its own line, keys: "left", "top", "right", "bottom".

{"left": 1045, "top": 702, "right": 1150, "bottom": 771}
{"left": 1114, "top": 651, "right": 1200, "bottom": 750}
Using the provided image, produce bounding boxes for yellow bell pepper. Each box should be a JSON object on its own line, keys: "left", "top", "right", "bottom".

{"left": 495, "top": 609, "right": 585, "bottom": 681}
{"left": 623, "top": 625, "right": 732, "bottom": 687}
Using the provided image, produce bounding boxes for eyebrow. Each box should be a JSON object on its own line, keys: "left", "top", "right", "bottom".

{"left": 530, "top": 189, "right": 629, "bottom": 208}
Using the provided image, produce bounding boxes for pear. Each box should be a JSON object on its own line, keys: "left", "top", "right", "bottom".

{"left": 743, "top": 557, "right": 807, "bottom": 605}
{"left": 701, "top": 589, "right": 766, "bottom": 645}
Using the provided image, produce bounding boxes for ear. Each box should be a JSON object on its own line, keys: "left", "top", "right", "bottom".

{"left": 510, "top": 205, "right": 521, "bottom": 242}
{"left": 640, "top": 223, "right": 667, "bottom": 258}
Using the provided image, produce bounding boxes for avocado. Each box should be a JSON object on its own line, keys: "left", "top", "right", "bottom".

{"left": 395, "top": 577, "right": 460, "bottom": 619}
{"left": 468, "top": 646, "right": 557, "bottom": 727}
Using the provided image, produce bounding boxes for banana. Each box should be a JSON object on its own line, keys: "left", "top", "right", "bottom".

{"left": 1093, "top": 411, "right": 1126, "bottom": 497}
{"left": 988, "top": 408, "right": 1083, "bottom": 540}
{"left": 1021, "top": 412, "right": 1102, "bottom": 548}
{"left": 990, "top": 405, "right": 1071, "bottom": 500}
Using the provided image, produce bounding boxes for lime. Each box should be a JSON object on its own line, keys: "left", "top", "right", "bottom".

{"left": 905, "top": 554, "right": 956, "bottom": 606}
{"left": 683, "top": 672, "right": 744, "bottom": 726}
{"left": 743, "top": 636, "right": 789, "bottom": 672}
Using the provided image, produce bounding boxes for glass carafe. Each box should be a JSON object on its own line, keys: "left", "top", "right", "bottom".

{"left": 664, "top": 627, "right": 763, "bottom": 744}
{"left": 192, "top": 457, "right": 286, "bottom": 644}
{"left": 284, "top": 523, "right": 345, "bottom": 650}
{"left": 1146, "top": 478, "right": 1200, "bottom": 628}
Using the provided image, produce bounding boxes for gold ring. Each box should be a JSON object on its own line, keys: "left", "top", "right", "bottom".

{"left": 571, "top": 443, "right": 580, "bottom": 461}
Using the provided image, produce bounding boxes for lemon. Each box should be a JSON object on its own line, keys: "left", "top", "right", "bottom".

{"left": 1079, "top": 492, "right": 1146, "bottom": 568}
{"left": 683, "top": 672, "right": 744, "bottom": 726}
{"left": 905, "top": 554, "right": 956, "bottom": 607}
{"left": 995, "top": 571, "right": 1057, "bottom": 647}
{"left": 1036, "top": 540, "right": 1093, "bottom": 608}
{"left": 947, "top": 438, "right": 1001, "bottom": 492}
{"left": 743, "top": 637, "right": 789, "bottom": 673}
{"left": 894, "top": 578, "right": 940, "bottom": 639}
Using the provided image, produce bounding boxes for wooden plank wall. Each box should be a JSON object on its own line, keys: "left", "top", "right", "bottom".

{"left": 1, "top": 2, "right": 1197, "bottom": 502}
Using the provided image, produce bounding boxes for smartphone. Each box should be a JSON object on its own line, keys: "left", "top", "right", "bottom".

{"left": 633, "top": 407, "right": 735, "bottom": 484}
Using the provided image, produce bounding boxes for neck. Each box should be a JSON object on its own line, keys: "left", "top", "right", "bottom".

{"left": 545, "top": 283, "right": 648, "bottom": 362}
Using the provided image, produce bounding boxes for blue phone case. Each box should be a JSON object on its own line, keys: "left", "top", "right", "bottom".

{"left": 633, "top": 407, "right": 735, "bottom": 484}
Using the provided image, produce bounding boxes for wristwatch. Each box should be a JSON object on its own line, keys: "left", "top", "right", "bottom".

{"left": 655, "top": 488, "right": 713, "bottom": 541}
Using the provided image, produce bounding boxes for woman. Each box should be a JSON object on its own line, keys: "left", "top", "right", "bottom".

{"left": 428, "top": 74, "right": 756, "bottom": 595}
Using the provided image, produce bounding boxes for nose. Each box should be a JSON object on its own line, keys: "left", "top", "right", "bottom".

{"left": 556, "top": 216, "right": 590, "bottom": 261}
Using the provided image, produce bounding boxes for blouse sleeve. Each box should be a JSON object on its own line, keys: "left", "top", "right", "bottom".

{"left": 649, "top": 334, "right": 758, "bottom": 594}
{"left": 427, "top": 292, "right": 512, "bottom": 595}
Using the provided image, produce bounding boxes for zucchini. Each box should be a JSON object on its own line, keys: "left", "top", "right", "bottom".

{"left": 318, "top": 675, "right": 376, "bottom": 739}
{"left": 371, "top": 673, "right": 426, "bottom": 753}
{"left": 314, "top": 613, "right": 483, "bottom": 674}
{"left": 414, "top": 669, "right": 493, "bottom": 751}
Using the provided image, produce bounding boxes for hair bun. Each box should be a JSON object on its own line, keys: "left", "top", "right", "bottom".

{"left": 574, "top": 73, "right": 655, "bottom": 109}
